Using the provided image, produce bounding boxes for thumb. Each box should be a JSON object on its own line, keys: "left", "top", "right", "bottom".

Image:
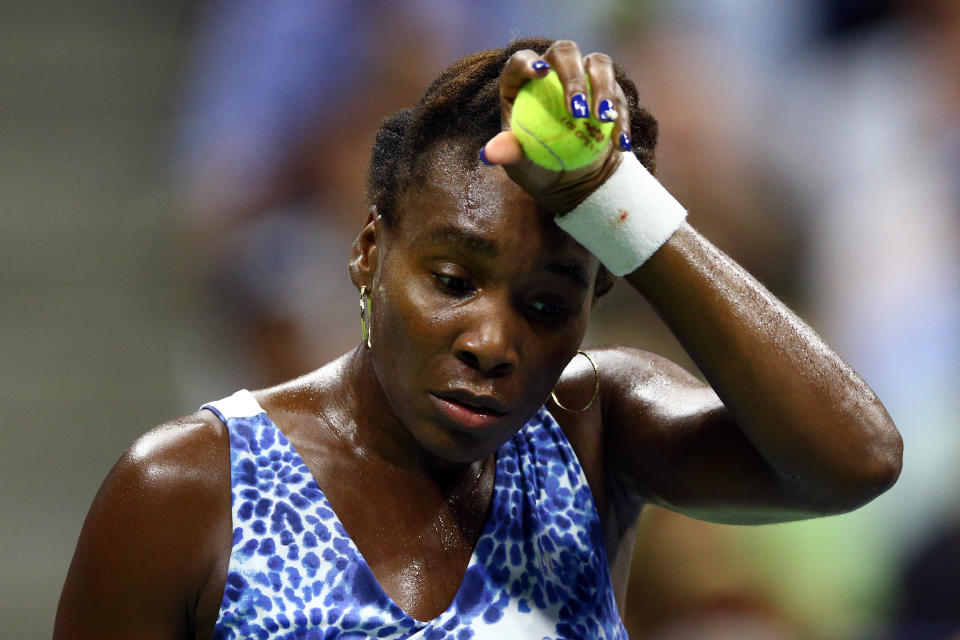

{"left": 480, "top": 131, "right": 525, "bottom": 166}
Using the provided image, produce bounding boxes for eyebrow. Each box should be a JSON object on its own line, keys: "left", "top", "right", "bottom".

{"left": 547, "top": 260, "right": 589, "bottom": 291}
{"left": 427, "top": 225, "right": 499, "bottom": 257}
{"left": 427, "top": 224, "right": 590, "bottom": 291}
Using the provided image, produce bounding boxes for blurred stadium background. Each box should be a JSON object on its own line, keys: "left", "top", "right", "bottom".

{"left": 3, "top": 0, "right": 958, "bottom": 638}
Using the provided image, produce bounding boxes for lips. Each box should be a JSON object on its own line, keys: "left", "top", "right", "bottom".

{"left": 430, "top": 389, "right": 509, "bottom": 429}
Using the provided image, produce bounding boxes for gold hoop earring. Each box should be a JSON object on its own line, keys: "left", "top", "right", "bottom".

{"left": 359, "top": 285, "right": 372, "bottom": 348}
{"left": 550, "top": 350, "right": 599, "bottom": 413}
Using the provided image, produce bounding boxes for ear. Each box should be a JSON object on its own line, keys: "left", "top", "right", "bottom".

{"left": 349, "top": 209, "right": 381, "bottom": 289}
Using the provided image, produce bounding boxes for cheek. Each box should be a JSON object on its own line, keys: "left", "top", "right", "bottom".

{"left": 530, "top": 310, "right": 593, "bottom": 396}
{"left": 369, "top": 267, "right": 448, "bottom": 373}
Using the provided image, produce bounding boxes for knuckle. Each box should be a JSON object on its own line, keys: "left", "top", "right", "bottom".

{"left": 506, "top": 50, "right": 528, "bottom": 66}
{"left": 550, "top": 40, "right": 583, "bottom": 58}
{"left": 585, "top": 52, "right": 613, "bottom": 66}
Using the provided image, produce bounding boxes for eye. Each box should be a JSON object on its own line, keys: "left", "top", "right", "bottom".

{"left": 434, "top": 273, "right": 472, "bottom": 293}
{"left": 529, "top": 300, "right": 567, "bottom": 317}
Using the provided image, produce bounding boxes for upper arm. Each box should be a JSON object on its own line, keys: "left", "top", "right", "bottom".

{"left": 54, "top": 414, "right": 231, "bottom": 639}
{"left": 596, "top": 346, "right": 824, "bottom": 525}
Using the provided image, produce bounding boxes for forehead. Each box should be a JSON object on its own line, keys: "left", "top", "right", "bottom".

{"left": 395, "top": 144, "right": 590, "bottom": 261}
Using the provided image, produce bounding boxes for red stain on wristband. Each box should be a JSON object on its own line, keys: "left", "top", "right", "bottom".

{"left": 618, "top": 210, "right": 629, "bottom": 223}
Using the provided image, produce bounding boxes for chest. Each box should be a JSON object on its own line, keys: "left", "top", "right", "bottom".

{"left": 297, "top": 441, "right": 497, "bottom": 621}
{"left": 200, "top": 404, "right": 631, "bottom": 639}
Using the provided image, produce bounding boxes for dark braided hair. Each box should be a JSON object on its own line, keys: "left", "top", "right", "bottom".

{"left": 365, "top": 37, "right": 659, "bottom": 297}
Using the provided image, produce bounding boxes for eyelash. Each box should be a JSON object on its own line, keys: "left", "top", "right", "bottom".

{"left": 433, "top": 273, "right": 568, "bottom": 318}
{"left": 434, "top": 273, "right": 472, "bottom": 293}
{"left": 530, "top": 300, "right": 566, "bottom": 317}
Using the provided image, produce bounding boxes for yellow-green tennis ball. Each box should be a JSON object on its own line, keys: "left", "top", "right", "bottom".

{"left": 510, "top": 70, "right": 615, "bottom": 171}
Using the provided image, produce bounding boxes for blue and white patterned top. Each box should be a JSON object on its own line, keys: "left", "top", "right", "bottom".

{"left": 202, "top": 389, "right": 627, "bottom": 640}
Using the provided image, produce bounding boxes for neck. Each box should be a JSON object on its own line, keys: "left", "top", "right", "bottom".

{"left": 334, "top": 345, "right": 477, "bottom": 477}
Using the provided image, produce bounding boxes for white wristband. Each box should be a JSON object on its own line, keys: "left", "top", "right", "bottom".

{"left": 554, "top": 152, "right": 687, "bottom": 276}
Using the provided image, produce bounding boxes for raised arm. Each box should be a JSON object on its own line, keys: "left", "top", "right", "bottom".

{"left": 54, "top": 415, "right": 230, "bottom": 639}
{"left": 598, "top": 224, "right": 901, "bottom": 524}
{"left": 483, "top": 40, "right": 901, "bottom": 525}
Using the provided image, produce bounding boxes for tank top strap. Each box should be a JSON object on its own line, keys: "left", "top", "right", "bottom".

{"left": 202, "top": 389, "right": 265, "bottom": 424}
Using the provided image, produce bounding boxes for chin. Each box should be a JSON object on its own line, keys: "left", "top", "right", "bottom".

{"left": 414, "top": 410, "right": 536, "bottom": 466}
{"left": 416, "top": 428, "right": 499, "bottom": 465}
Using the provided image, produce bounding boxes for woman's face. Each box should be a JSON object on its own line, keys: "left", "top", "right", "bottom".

{"left": 355, "top": 145, "right": 600, "bottom": 463}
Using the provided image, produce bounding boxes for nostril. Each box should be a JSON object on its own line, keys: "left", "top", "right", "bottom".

{"left": 457, "top": 349, "right": 516, "bottom": 377}
{"left": 457, "top": 350, "right": 480, "bottom": 370}
{"left": 489, "top": 361, "right": 516, "bottom": 378}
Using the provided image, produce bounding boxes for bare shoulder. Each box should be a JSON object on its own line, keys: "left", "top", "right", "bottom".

{"left": 554, "top": 345, "right": 714, "bottom": 422}
{"left": 553, "top": 345, "right": 726, "bottom": 502}
{"left": 588, "top": 344, "right": 724, "bottom": 453}
{"left": 590, "top": 345, "right": 709, "bottom": 401}
{"left": 118, "top": 409, "right": 231, "bottom": 508}
{"left": 548, "top": 346, "right": 708, "bottom": 496}
{"left": 548, "top": 346, "right": 717, "bottom": 548}
{"left": 54, "top": 410, "right": 232, "bottom": 639}
{"left": 550, "top": 344, "right": 709, "bottom": 449}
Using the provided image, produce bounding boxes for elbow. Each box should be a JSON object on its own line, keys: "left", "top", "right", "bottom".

{"left": 858, "top": 444, "right": 902, "bottom": 508}
{"left": 796, "top": 408, "right": 903, "bottom": 516}
{"left": 829, "top": 417, "right": 904, "bottom": 514}
{"left": 863, "top": 407, "right": 903, "bottom": 495}
{"left": 870, "top": 421, "right": 904, "bottom": 495}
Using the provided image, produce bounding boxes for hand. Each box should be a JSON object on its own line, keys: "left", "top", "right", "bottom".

{"left": 481, "top": 40, "right": 633, "bottom": 214}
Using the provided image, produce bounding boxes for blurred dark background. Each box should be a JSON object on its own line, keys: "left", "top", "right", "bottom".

{"left": 3, "top": 0, "right": 958, "bottom": 638}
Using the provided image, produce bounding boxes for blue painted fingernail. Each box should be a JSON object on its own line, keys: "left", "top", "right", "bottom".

{"left": 532, "top": 60, "right": 549, "bottom": 72}
{"left": 479, "top": 146, "right": 493, "bottom": 166}
{"left": 571, "top": 93, "right": 589, "bottom": 118}
{"left": 619, "top": 133, "right": 632, "bottom": 151}
{"left": 598, "top": 99, "right": 616, "bottom": 122}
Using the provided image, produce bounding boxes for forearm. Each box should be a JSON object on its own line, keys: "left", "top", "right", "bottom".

{"left": 626, "top": 223, "right": 902, "bottom": 509}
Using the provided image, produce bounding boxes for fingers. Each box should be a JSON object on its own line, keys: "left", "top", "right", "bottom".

{"left": 542, "top": 43, "right": 632, "bottom": 151}
{"left": 543, "top": 41, "right": 589, "bottom": 119}
{"left": 500, "top": 49, "right": 551, "bottom": 102}
{"left": 584, "top": 52, "right": 632, "bottom": 151}
{"left": 583, "top": 53, "right": 617, "bottom": 123}
{"left": 612, "top": 83, "right": 633, "bottom": 151}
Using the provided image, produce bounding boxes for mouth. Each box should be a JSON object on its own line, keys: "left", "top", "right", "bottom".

{"left": 429, "top": 390, "right": 509, "bottom": 429}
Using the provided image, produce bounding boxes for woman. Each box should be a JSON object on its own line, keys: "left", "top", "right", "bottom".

{"left": 54, "top": 38, "right": 902, "bottom": 639}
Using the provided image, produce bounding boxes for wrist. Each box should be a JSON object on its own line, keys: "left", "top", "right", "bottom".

{"left": 553, "top": 151, "right": 623, "bottom": 215}
{"left": 554, "top": 152, "right": 687, "bottom": 276}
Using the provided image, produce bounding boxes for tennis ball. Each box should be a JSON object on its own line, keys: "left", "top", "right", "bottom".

{"left": 509, "top": 70, "right": 615, "bottom": 171}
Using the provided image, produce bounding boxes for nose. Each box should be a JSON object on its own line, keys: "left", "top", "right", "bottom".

{"left": 454, "top": 300, "right": 520, "bottom": 377}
